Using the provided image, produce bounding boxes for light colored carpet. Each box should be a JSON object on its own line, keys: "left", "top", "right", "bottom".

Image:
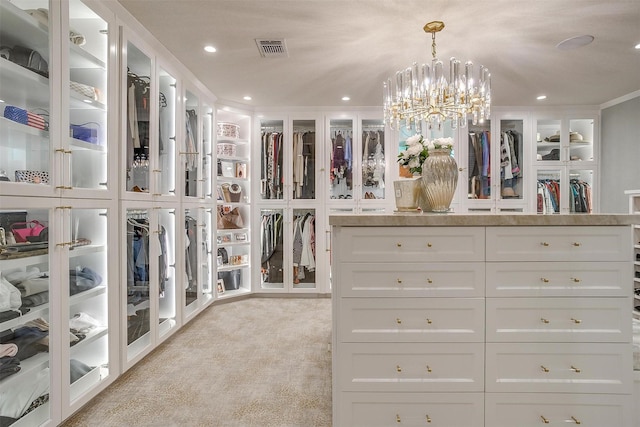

{"left": 62, "top": 297, "right": 332, "bottom": 427}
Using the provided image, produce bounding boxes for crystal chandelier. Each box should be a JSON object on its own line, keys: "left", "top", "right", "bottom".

{"left": 383, "top": 21, "right": 491, "bottom": 131}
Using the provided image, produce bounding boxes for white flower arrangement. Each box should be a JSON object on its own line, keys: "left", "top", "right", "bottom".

{"left": 397, "top": 135, "right": 454, "bottom": 175}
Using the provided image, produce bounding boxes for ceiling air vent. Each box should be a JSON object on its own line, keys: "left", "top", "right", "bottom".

{"left": 255, "top": 39, "right": 288, "bottom": 58}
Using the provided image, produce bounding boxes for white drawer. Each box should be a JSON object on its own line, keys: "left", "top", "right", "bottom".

{"left": 337, "top": 227, "right": 484, "bottom": 262}
{"left": 486, "top": 226, "right": 630, "bottom": 262}
{"left": 336, "top": 392, "right": 484, "bottom": 427}
{"left": 339, "top": 297, "right": 485, "bottom": 343}
{"left": 486, "top": 297, "right": 630, "bottom": 343}
{"left": 339, "top": 262, "right": 485, "bottom": 298}
{"left": 486, "top": 261, "right": 631, "bottom": 297}
{"left": 485, "top": 393, "right": 633, "bottom": 427}
{"left": 486, "top": 342, "right": 632, "bottom": 394}
{"left": 337, "top": 342, "right": 484, "bottom": 392}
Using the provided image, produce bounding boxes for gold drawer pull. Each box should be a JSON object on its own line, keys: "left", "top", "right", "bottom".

{"left": 540, "top": 242, "right": 550, "bottom": 247}
{"left": 397, "top": 278, "right": 402, "bottom": 284}
{"left": 540, "top": 415, "right": 550, "bottom": 424}
{"left": 571, "top": 277, "right": 581, "bottom": 283}
{"left": 541, "top": 318, "right": 550, "bottom": 324}
{"left": 426, "top": 318, "right": 432, "bottom": 324}
{"left": 571, "top": 365, "right": 581, "bottom": 373}
{"left": 541, "top": 278, "right": 550, "bottom": 283}
{"left": 426, "top": 365, "right": 432, "bottom": 373}
{"left": 426, "top": 242, "right": 432, "bottom": 247}
{"left": 426, "top": 278, "right": 433, "bottom": 284}
{"left": 396, "top": 318, "right": 402, "bottom": 325}
{"left": 570, "top": 416, "right": 581, "bottom": 424}
{"left": 396, "top": 365, "right": 402, "bottom": 373}
{"left": 571, "top": 318, "right": 582, "bottom": 324}
{"left": 396, "top": 414, "right": 401, "bottom": 423}
{"left": 397, "top": 242, "right": 402, "bottom": 247}
{"left": 426, "top": 414, "right": 432, "bottom": 423}
{"left": 572, "top": 242, "right": 581, "bottom": 247}
{"left": 540, "top": 365, "right": 549, "bottom": 373}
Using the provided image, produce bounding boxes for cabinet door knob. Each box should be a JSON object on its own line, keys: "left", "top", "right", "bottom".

{"left": 396, "top": 414, "right": 401, "bottom": 423}
{"left": 396, "top": 365, "right": 402, "bottom": 372}
{"left": 572, "top": 242, "right": 581, "bottom": 247}
{"left": 570, "top": 416, "right": 581, "bottom": 424}
{"left": 541, "top": 318, "right": 550, "bottom": 324}
{"left": 426, "top": 414, "right": 432, "bottom": 423}
{"left": 396, "top": 278, "right": 402, "bottom": 284}
{"left": 541, "top": 365, "right": 549, "bottom": 373}
{"left": 540, "top": 242, "right": 550, "bottom": 247}
{"left": 540, "top": 415, "right": 550, "bottom": 424}
{"left": 426, "top": 278, "right": 433, "bottom": 284}
{"left": 426, "top": 365, "right": 432, "bottom": 373}
{"left": 396, "top": 318, "right": 402, "bottom": 324}
{"left": 426, "top": 318, "right": 432, "bottom": 324}
{"left": 541, "top": 278, "right": 550, "bottom": 283}
{"left": 571, "top": 318, "right": 582, "bottom": 324}
{"left": 571, "top": 277, "right": 581, "bottom": 283}
{"left": 426, "top": 242, "right": 432, "bottom": 247}
{"left": 571, "top": 365, "right": 581, "bottom": 373}
{"left": 397, "top": 242, "right": 402, "bottom": 247}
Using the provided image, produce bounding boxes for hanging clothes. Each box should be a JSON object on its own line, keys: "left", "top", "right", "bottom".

{"left": 261, "top": 131, "right": 284, "bottom": 199}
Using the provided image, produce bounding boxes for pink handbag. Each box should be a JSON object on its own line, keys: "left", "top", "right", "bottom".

{"left": 10, "top": 220, "right": 48, "bottom": 243}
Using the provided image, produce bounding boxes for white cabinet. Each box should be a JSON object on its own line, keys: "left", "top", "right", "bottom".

{"left": 331, "top": 218, "right": 635, "bottom": 427}
{"left": 331, "top": 225, "right": 485, "bottom": 426}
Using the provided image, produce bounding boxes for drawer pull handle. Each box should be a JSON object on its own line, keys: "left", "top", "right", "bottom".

{"left": 396, "top": 414, "right": 401, "bottom": 423}
{"left": 397, "top": 278, "right": 402, "bottom": 284}
{"left": 397, "top": 242, "right": 402, "bottom": 247}
{"left": 541, "top": 318, "right": 550, "bottom": 324}
{"left": 426, "top": 414, "right": 432, "bottom": 423}
{"left": 541, "top": 278, "right": 550, "bottom": 283}
{"left": 571, "top": 365, "right": 581, "bottom": 373}
{"left": 570, "top": 416, "right": 581, "bottom": 424}
{"left": 571, "top": 318, "right": 582, "bottom": 324}
{"left": 572, "top": 242, "right": 581, "bottom": 247}
{"left": 427, "top": 242, "right": 432, "bottom": 247}
{"left": 426, "top": 365, "right": 432, "bottom": 373}
{"left": 396, "top": 318, "right": 402, "bottom": 325}
{"left": 426, "top": 278, "right": 433, "bottom": 284}
{"left": 540, "top": 415, "right": 550, "bottom": 424}
{"left": 540, "top": 365, "right": 549, "bottom": 373}
{"left": 426, "top": 318, "right": 432, "bottom": 324}
{"left": 571, "top": 277, "right": 581, "bottom": 283}
{"left": 396, "top": 365, "right": 402, "bottom": 373}
{"left": 540, "top": 242, "right": 550, "bottom": 247}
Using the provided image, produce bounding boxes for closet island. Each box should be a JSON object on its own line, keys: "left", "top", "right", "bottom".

{"left": 330, "top": 213, "right": 640, "bottom": 427}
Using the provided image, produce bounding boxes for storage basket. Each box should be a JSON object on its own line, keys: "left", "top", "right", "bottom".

{"left": 217, "top": 142, "right": 237, "bottom": 157}
{"left": 217, "top": 122, "right": 240, "bottom": 139}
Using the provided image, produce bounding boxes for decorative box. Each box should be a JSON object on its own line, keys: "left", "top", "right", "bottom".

{"left": 217, "top": 122, "right": 240, "bottom": 139}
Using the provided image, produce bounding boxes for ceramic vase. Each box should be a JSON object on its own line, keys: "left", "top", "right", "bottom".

{"left": 420, "top": 148, "right": 458, "bottom": 213}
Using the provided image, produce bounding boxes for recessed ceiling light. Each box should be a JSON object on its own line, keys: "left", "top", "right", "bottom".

{"left": 635, "top": 43, "right": 640, "bottom": 50}
{"left": 243, "top": 96, "right": 252, "bottom": 101}
{"left": 204, "top": 45, "right": 217, "bottom": 53}
{"left": 556, "top": 35, "right": 594, "bottom": 50}
{"left": 341, "top": 96, "right": 350, "bottom": 101}
{"left": 536, "top": 95, "right": 547, "bottom": 100}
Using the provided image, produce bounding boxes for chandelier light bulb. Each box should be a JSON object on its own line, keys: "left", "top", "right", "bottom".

{"left": 383, "top": 21, "right": 491, "bottom": 131}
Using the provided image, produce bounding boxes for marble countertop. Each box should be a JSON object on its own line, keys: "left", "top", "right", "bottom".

{"left": 329, "top": 213, "right": 640, "bottom": 227}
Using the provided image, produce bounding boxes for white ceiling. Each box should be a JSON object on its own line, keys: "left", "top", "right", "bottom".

{"left": 117, "top": 0, "right": 640, "bottom": 109}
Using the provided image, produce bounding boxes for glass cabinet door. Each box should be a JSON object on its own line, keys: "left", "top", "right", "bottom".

{"left": 66, "top": 206, "right": 109, "bottom": 402}
{"left": 259, "top": 119, "right": 284, "bottom": 200}
{"left": 183, "top": 91, "right": 199, "bottom": 198}
{"left": 156, "top": 68, "right": 176, "bottom": 197}
{"left": 467, "top": 119, "right": 492, "bottom": 200}
{"left": 0, "top": 206, "right": 52, "bottom": 426}
{"left": 292, "top": 119, "right": 316, "bottom": 200}
{"left": 200, "top": 207, "right": 213, "bottom": 304}
{"left": 329, "top": 119, "right": 353, "bottom": 200}
{"left": 125, "top": 42, "right": 151, "bottom": 193}
{"left": 124, "top": 207, "right": 151, "bottom": 356}
{"left": 361, "top": 119, "right": 385, "bottom": 200}
{"left": 259, "top": 208, "right": 284, "bottom": 289}
{"left": 568, "top": 118, "right": 595, "bottom": 162}
{"left": 183, "top": 207, "right": 198, "bottom": 310}
{"left": 498, "top": 119, "right": 525, "bottom": 201}
{"left": 66, "top": 0, "right": 108, "bottom": 192}
{"left": 202, "top": 104, "right": 213, "bottom": 200}
{"left": 536, "top": 169, "right": 562, "bottom": 214}
{"left": 156, "top": 208, "right": 176, "bottom": 339}
{"left": 292, "top": 208, "right": 316, "bottom": 290}
{"left": 536, "top": 118, "right": 562, "bottom": 162}
{"left": 0, "top": 1, "right": 52, "bottom": 193}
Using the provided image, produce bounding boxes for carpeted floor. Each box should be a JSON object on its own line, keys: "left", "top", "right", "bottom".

{"left": 62, "top": 297, "right": 332, "bottom": 427}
